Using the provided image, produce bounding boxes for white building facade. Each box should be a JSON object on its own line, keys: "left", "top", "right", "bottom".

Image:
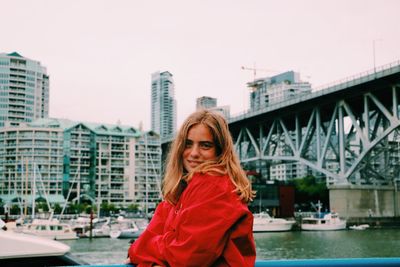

{"left": 0, "top": 52, "right": 49, "bottom": 127}
{"left": 0, "top": 119, "right": 162, "bottom": 212}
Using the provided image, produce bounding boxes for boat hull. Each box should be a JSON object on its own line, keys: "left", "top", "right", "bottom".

{"left": 109, "top": 229, "right": 142, "bottom": 239}
{"left": 301, "top": 222, "right": 346, "bottom": 231}
{"left": 253, "top": 222, "right": 294, "bottom": 232}
{"left": 253, "top": 212, "right": 295, "bottom": 232}
{"left": 20, "top": 220, "right": 78, "bottom": 240}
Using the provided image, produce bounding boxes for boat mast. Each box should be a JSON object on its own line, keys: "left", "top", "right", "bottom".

{"left": 32, "top": 162, "right": 36, "bottom": 219}
{"left": 60, "top": 166, "right": 80, "bottom": 216}
{"left": 34, "top": 163, "right": 53, "bottom": 219}
{"left": 97, "top": 145, "right": 102, "bottom": 218}
{"left": 24, "top": 158, "right": 29, "bottom": 217}
{"left": 145, "top": 133, "right": 148, "bottom": 217}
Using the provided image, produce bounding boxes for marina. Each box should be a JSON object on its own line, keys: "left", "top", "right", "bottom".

{"left": 2, "top": 226, "right": 400, "bottom": 266}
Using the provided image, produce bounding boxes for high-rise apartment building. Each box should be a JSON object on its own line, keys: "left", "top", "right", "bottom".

{"left": 196, "top": 96, "right": 217, "bottom": 110}
{"left": 0, "top": 118, "right": 162, "bottom": 211}
{"left": 249, "top": 71, "right": 311, "bottom": 111}
{"left": 151, "top": 71, "right": 176, "bottom": 138}
{"left": 196, "top": 96, "right": 230, "bottom": 119}
{"left": 0, "top": 52, "right": 49, "bottom": 127}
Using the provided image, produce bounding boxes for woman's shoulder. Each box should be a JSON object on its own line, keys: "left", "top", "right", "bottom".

{"left": 186, "top": 173, "right": 247, "bottom": 208}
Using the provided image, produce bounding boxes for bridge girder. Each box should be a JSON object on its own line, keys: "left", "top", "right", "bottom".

{"left": 233, "top": 79, "right": 400, "bottom": 186}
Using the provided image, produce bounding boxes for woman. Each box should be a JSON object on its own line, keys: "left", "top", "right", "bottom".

{"left": 127, "top": 110, "right": 256, "bottom": 266}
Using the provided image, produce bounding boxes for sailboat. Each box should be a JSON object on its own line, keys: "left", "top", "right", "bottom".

{"left": 13, "top": 162, "right": 78, "bottom": 240}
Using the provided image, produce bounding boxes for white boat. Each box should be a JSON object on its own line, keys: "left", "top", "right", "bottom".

{"left": 349, "top": 224, "right": 370, "bottom": 230}
{"left": 84, "top": 218, "right": 111, "bottom": 238}
{"left": 69, "top": 216, "right": 92, "bottom": 237}
{"left": 300, "top": 202, "right": 346, "bottom": 231}
{"left": 109, "top": 217, "right": 144, "bottom": 239}
{"left": 85, "top": 224, "right": 111, "bottom": 238}
{"left": 253, "top": 212, "right": 295, "bottom": 232}
{"left": 19, "top": 219, "right": 78, "bottom": 240}
{"left": 69, "top": 215, "right": 109, "bottom": 238}
{"left": 0, "top": 224, "right": 84, "bottom": 266}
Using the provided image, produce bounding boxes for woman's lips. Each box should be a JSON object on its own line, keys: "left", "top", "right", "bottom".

{"left": 188, "top": 160, "right": 202, "bottom": 165}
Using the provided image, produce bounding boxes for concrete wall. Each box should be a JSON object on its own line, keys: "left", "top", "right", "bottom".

{"left": 329, "top": 185, "right": 400, "bottom": 218}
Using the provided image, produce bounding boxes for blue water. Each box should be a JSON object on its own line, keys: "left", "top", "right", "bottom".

{"left": 60, "top": 228, "right": 400, "bottom": 265}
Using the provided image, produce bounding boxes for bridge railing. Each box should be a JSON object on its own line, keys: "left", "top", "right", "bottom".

{"left": 313, "top": 59, "right": 400, "bottom": 92}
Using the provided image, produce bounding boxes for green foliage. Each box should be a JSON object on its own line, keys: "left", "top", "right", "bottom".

{"left": 10, "top": 204, "right": 20, "bottom": 215}
{"left": 35, "top": 201, "right": 49, "bottom": 212}
{"left": 68, "top": 203, "right": 88, "bottom": 214}
{"left": 84, "top": 205, "right": 93, "bottom": 214}
{"left": 99, "top": 202, "right": 118, "bottom": 216}
{"left": 126, "top": 204, "right": 139, "bottom": 212}
{"left": 53, "top": 203, "right": 62, "bottom": 214}
{"left": 293, "top": 175, "right": 329, "bottom": 209}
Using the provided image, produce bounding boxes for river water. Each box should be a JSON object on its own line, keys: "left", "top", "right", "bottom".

{"left": 60, "top": 228, "right": 400, "bottom": 265}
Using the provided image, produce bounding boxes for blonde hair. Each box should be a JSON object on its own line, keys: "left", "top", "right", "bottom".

{"left": 162, "top": 110, "right": 254, "bottom": 205}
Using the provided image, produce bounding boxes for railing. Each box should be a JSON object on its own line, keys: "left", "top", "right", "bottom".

{"left": 77, "top": 258, "right": 400, "bottom": 267}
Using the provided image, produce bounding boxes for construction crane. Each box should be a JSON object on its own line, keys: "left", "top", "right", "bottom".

{"left": 241, "top": 65, "right": 280, "bottom": 93}
{"left": 241, "top": 64, "right": 279, "bottom": 82}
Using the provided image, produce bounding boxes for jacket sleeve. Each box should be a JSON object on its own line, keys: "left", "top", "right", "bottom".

{"left": 131, "top": 174, "right": 248, "bottom": 267}
{"left": 128, "top": 201, "right": 171, "bottom": 266}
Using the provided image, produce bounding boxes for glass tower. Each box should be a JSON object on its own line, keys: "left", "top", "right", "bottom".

{"left": 0, "top": 52, "right": 49, "bottom": 127}
{"left": 151, "top": 71, "right": 177, "bottom": 139}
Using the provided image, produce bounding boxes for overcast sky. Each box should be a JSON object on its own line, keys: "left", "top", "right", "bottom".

{"left": 2, "top": 0, "right": 400, "bottom": 130}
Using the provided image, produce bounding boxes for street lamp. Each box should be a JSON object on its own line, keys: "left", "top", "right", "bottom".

{"left": 373, "top": 39, "right": 383, "bottom": 73}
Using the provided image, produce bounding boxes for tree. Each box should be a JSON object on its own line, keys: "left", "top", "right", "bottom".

{"left": 10, "top": 204, "right": 20, "bottom": 215}
{"left": 53, "top": 203, "right": 62, "bottom": 214}
{"left": 293, "top": 175, "right": 329, "bottom": 210}
{"left": 127, "top": 204, "right": 139, "bottom": 213}
{"left": 99, "top": 202, "right": 117, "bottom": 216}
{"left": 68, "top": 203, "right": 87, "bottom": 214}
{"left": 35, "top": 201, "right": 49, "bottom": 212}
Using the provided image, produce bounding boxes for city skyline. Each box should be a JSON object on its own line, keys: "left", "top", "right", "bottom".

{"left": 1, "top": 0, "right": 399, "bottom": 130}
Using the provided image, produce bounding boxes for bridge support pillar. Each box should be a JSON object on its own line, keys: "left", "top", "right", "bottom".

{"left": 329, "top": 185, "right": 400, "bottom": 218}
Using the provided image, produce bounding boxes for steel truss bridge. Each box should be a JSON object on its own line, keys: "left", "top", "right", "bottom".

{"left": 228, "top": 61, "right": 400, "bottom": 186}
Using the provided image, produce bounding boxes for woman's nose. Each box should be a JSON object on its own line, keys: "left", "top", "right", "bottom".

{"left": 189, "top": 145, "right": 200, "bottom": 157}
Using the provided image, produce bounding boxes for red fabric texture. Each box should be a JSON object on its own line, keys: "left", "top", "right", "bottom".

{"left": 128, "top": 173, "right": 256, "bottom": 267}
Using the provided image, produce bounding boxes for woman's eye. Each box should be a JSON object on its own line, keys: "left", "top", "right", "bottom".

{"left": 201, "top": 142, "right": 213, "bottom": 149}
{"left": 185, "top": 141, "right": 193, "bottom": 148}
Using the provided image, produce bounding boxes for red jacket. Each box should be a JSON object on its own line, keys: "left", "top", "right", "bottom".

{"left": 128, "top": 173, "right": 256, "bottom": 267}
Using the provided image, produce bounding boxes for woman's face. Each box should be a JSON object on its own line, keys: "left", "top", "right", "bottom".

{"left": 183, "top": 124, "right": 217, "bottom": 172}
